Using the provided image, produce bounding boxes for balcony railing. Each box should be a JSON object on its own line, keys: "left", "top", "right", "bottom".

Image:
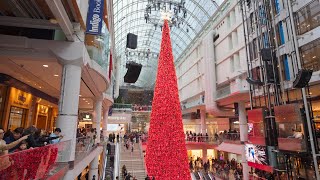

{"left": 216, "top": 85, "right": 231, "bottom": 99}
{"left": 75, "top": 136, "right": 97, "bottom": 163}
{"left": 141, "top": 133, "right": 240, "bottom": 145}
{"left": 0, "top": 140, "right": 71, "bottom": 180}
{"left": 112, "top": 103, "right": 152, "bottom": 112}
{"left": 85, "top": 22, "right": 110, "bottom": 72}
{"left": 132, "top": 105, "right": 152, "bottom": 112}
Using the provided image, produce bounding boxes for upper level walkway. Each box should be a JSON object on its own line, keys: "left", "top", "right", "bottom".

{"left": 0, "top": 136, "right": 103, "bottom": 180}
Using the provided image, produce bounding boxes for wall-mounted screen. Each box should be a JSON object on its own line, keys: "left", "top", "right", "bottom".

{"left": 247, "top": 108, "right": 266, "bottom": 145}
{"left": 107, "top": 124, "right": 125, "bottom": 131}
{"left": 245, "top": 144, "right": 268, "bottom": 165}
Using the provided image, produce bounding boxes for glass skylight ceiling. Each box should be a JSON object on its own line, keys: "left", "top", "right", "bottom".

{"left": 113, "top": 0, "right": 223, "bottom": 88}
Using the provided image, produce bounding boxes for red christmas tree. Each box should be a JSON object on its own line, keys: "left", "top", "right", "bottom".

{"left": 145, "top": 20, "right": 191, "bottom": 180}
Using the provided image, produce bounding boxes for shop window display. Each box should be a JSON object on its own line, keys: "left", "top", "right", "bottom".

{"left": 8, "top": 106, "right": 27, "bottom": 130}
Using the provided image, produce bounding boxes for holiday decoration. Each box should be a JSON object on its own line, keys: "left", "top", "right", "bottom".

{"left": 145, "top": 20, "right": 191, "bottom": 179}
{"left": 0, "top": 144, "right": 60, "bottom": 179}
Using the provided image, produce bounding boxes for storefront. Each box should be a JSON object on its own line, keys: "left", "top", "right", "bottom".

{"left": 0, "top": 74, "right": 59, "bottom": 131}
{"left": 183, "top": 124, "right": 201, "bottom": 134}
{"left": 78, "top": 113, "right": 93, "bottom": 129}
{"left": 0, "top": 84, "right": 9, "bottom": 127}
{"left": 187, "top": 149, "right": 203, "bottom": 160}
{"left": 6, "top": 86, "right": 34, "bottom": 130}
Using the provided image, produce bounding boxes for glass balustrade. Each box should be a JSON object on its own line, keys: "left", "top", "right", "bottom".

{"left": 85, "top": 22, "right": 110, "bottom": 72}
{"left": 75, "top": 136, "right": 97, "bottom": 163}
{"left": 141, "top": 133, "right": 241, "bottom": 144}
{"left": 112, "top": 103, "right": 152, "bottom": 112}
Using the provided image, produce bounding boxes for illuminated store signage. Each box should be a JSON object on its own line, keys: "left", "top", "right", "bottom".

{"left": 108, "top": 116, "right": 127, "bottom": 121}
{"left": 86, "top": 0, "right": 104, "bottom": 35}
{"left": 11, "top": 88, "right": 32, "bottom": 108}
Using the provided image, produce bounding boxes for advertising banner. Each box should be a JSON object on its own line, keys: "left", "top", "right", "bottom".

{"left": 86, "top": 0, "right": 104, "bottom": 35}
{"left": 245, "top": 144, "right": 268, "bottom": 165}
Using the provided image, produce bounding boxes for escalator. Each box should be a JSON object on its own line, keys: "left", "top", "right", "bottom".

{"left": 192, "top": 170, "right": 215, "bottom": 180}
{"left": 200, "top": 170, "right": 212, "bottom": 180}
{"left": 104, "top": 143, "right": 116, "bottom": 180}
{"left": 193, "top": 171, "right": 201, "bottom": 180}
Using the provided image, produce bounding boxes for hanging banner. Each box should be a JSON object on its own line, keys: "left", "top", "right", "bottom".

{"left": 86, "top": 0, "right": 104, "bottom": 35}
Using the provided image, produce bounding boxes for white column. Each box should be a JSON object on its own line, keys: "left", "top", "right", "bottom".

{"left": 89, "top": 98, "right": 102, "bottom": 180}
{"left": 56, "top": 64, "right": 81, "bottom": 164}
{"left": 92, "top": 98, "right": 103, "bottom": 144}
{"left": 202, "top": 147, "right": 208, "bottom": 163}
{"left": 238, "top": 101, "right": 249, "bottom": 180}
{"left": 102, "top": 108, "right": 109, "bottom": 140}
{"left": 89, "top": 156, "right": 99, "bottom": 179}
{"left": 200, "top": 109, "right": 206, "bottom": 134}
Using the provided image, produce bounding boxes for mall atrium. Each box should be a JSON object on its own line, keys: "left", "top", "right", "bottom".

{"left": 0, "top": 0, "right": 320, "bottom": 180}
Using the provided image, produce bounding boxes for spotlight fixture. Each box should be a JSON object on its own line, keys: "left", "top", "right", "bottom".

{"left": 144, "top": 0, "right": 187, "bottom": 30}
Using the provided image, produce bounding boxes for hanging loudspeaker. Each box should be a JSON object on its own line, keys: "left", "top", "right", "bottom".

{"left": 124, "top": 61, "right": 142, "bottom": 83}
{"left": 213, "top": 34, "right": 220, "bottom": 43}
{"left": 293, "top": 69, "right": 313, "bottom": 88}
{"left": 126, "top": 33, "right": 137, "bottom": 49}
{"left": 261, "top": 48, "right": 272, "bottom": 61}
{"left": 246, "top": 77, "right": 264, "bottom": 86}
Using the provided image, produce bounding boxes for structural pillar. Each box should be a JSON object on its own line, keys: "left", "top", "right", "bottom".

{"left": 56, "top": 64, "right": 82, "bottom": 165}
{"left": 238, "top": 101, "right": 249, "bottom": 180}
{"left": 102, "top": 107, "right": 109, "bottom": 141}
{"left": 92, "top": 97, "right": 102, "bottom": 144}
{"left": 202, "top": 147, "right": 208, "bottom": 163}
{"left": 89, "top": 157, "right": 99, "bottom": 180}
{"left": 200, "top": 109, "right": 206, "bottom": 134}
{"left": 89, "top": 97, "right": 103, "bottom": 179}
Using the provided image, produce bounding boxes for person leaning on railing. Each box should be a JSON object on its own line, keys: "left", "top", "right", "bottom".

{"left": 0, "top": 127, "right": 29, "bottom": 156}
{"left": 0, "top": 127, "right": 29, "bottom": 176}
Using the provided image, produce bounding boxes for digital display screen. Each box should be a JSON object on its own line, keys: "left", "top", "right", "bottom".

{"left": 107, "top": 124, "right": 124, "bottom": 131}
{"left": 245, "top": 144, "right": 268, "bottom": 165}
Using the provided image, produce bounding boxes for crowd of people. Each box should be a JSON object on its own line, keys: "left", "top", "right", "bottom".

{"left": 190, "top": 156, "right": 243, "bottom": 180}
{"left": 132, "top": 104, "right": 152, "bottom": 111}
{"left": 185, "top": 130, "right": 240, "bottom": 143}
{"left": 0, "top": 126, "right": 63, "bottom": 155}
{"left": 122, "top": 165, "right": 156, "bottom": 180}
{"left": 0, "top": 126, "right": 65, "bottom": 179}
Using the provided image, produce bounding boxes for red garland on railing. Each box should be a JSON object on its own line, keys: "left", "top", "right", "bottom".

{"left": 145, "top": 20, "right": 191, "bottom": 180}
{"left": 0, "top": 145, "right": 58, "bottom": 180}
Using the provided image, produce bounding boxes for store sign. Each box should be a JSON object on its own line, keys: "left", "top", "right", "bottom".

{"left": 86, "top": 0, "right": 104, "bottom": 35}
{"left": 38, "top": 105, "right": 48, "bottom": 115}
{"left": 108, "top": 113, "right": 132, "bottom": 122}
{"left": 12, "top": 89, "right": 31, "bottom": 108}
{"left": 108, "top": 116, "right": 127, "bottom": 121}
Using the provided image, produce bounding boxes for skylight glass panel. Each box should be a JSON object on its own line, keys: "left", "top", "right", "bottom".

{"left": 113, "top": 0, "right": 220, "bottom": 88}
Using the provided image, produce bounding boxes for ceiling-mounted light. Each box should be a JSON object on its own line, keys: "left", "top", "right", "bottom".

{"left": 49, "top": 18, "right": 58, "bottom": 24}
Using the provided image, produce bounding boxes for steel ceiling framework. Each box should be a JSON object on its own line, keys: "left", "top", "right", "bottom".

{"left": 113, "top": 0, "right": 221, "bottom": 87}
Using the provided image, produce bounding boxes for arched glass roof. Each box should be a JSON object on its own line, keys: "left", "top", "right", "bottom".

{"left": 113, "top": 0, "right": 223, "bottom": 88}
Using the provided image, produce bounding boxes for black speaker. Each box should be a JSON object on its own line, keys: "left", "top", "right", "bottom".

{"left": 246, "top": 77, "right": 263, "bottom": 86}
{"left": 196, "top": 109, "right": 201, "bottom": 119}
{"left": 261, "top": 48, "right": 272, "bottom": 61}
{"left": 213, "top": 34, "right": 220, "bottom": 43}
{"left": 266, "top": 64, "right": 276, "bottom": 83}
{"left": 293, "top": 69, "right": 313, "bottom": 88}
{"left": 124, "top": 61, "right": 142, "bottom": 83}
{"left": 234, "top": 103, "right": 239, "bottom": 116}
{"left": 126, "top": 33, "right": 137, "bottom": 49}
